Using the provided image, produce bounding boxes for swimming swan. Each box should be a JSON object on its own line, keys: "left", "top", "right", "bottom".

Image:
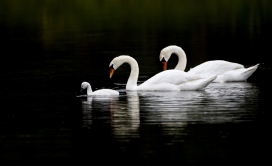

{"left": 109, "top": 55, "right": 217, "bottom": 91}
{"left": 81, "top": 82, "right": 119, "bottom": 96}
{"left": 159, "top": 45, "right": 259, "bottom": 83}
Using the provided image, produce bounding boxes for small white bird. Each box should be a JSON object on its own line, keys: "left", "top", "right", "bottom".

{"left": 80, "top": 82, "right": 119, "bottom": 96}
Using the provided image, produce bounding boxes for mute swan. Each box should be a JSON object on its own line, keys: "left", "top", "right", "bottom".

{"left": 109, "top": 55, "right": 217, "bottom": 91}
{"left": 159, "top": 45, "right": 259, "bottom": 83}
{"left": 81, "top": 82, "right": 119, "bottom": 96}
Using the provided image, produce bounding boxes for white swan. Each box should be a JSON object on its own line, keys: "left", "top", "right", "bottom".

{"left": 81, "top": 82, "right": 119, "bottom": 96}
{"left": 159, "top": 45, "right": 259, "bottom": 83}
{"left": 109, "top": 55, "right": 217, "bottom": 91}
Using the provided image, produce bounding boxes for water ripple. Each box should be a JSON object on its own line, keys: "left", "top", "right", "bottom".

{"left": 80, "top": 82, "right": 260, "bottom": 139}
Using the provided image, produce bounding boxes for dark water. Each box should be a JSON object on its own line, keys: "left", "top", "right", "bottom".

{"left": 0, "top": 0, "right": 270, "bottom": 165}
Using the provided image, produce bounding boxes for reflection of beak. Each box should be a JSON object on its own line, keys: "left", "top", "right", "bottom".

{"left": 162, "top": 61, "right": 167, "bottom": 71}
{"left": 110, "top": 68, "right": 115, "bottom": 78}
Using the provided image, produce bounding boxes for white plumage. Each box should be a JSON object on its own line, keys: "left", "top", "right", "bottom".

{"left": 109, "top": 55, "right": 216, "bottom": 91}
{"left": 81, "top": 82, "right": 119, "bottom": 96}
{"left": 159, "top": 45, "right": 259, "bottom": 83}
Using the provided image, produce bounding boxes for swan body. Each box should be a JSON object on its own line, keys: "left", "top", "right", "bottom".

{"left": 187, "top": 60, "right": 259, "bottom": 82}
{"left": 159, "top": 45, "right": 259, "bottom": 83}
{"left": 81, "top": 82, "right": 119, "bottom": 96}
{"left": 109, "top": 55, "right": 216, "bottom": 91}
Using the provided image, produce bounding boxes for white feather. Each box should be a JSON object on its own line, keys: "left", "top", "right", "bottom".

{"left": 159, "top": 45, "right": 259, "bottom": 83}
{"left": 81, "top": 82, "right": 119, "bottom": 96}
{"left": 109, "top": 55, "right": 216, "bottom": 91}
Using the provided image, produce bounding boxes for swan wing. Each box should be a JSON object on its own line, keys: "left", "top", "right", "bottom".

{"left": 188, "top": 60, "right": 244, "bottom": 76}
{"left": 136, "top": 70, "right": 216, "bottom": 91}
{"left": 178, "top": 75, "right": 217, "bottom": 90}
{"left": 102, "top": 89, "right": 119, "bottom": 95}
{"left": 213, "top": 64, "right": 259, "bottom": 82}
{"left": 141, "top": 70, "right": 205, "bottom": 86}
{"left": 92, "top": 89, "right": 119, "bottom": 96}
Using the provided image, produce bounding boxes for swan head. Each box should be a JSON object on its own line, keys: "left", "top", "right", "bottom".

{"left": 80, "top": 82, "right": 91, "bottom": 94}
{"left": 159, "top": 45, "right": 179, "bottom": 70}
{"left": 161, "top": 57, "right": 167, "bottom": 71}
{"left": 159, "top": 50, "right": 170, "bottom": 62}
{"left": 159, "top": 45, "right": 180, "bottom": 61}
{"left": 160, "top": 48, "right": 172, "bottom": 71}
{"left": 109, "top": 58, "right": 119, "bottom": 79}
{"left": 81, "top": 82, "right": 89, "bottom": 89}
{"left": 159, "top": 45, "right": 186, "bottom": 71}
{"left": 109, "top": 64, "right": 115, "bottom": 78}
{"left": 109, "top": 55, "right": 132, "bottom": 78}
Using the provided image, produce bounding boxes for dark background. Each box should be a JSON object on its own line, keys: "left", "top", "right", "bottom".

{"left": 1, "top": 0, "right": 271, "bottom": 98}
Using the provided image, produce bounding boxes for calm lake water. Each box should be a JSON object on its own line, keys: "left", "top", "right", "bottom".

{"left": 0, "top": 0, "right": 270, "bottom": 165}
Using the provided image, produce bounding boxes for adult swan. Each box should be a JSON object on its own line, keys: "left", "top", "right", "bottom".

{"left": 159, "top": 45, "right": 259, "bottom": 83}
{"left": 109, "top": 55, "right": 216, "bottom": 91}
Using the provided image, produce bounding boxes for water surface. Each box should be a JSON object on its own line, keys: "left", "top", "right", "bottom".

{"left": 76, "top": 82, "right": 266, "bottom": 165}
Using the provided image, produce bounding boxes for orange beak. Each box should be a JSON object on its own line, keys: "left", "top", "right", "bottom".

{"left": 110, "top": 68, "right": 115, "bottom": 78}
{"left": 162, "top": 61, "right": 167, "bottom": 71}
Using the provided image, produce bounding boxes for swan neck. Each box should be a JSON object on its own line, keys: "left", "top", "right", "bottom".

{"left": 174, "top": 48, "right": 187, "bottom": 71}
{"left": 126, "top": 57, "right": 139, "bottom": 90}
{"left": 86, "top": 84, "right": 93, "bottom": 96}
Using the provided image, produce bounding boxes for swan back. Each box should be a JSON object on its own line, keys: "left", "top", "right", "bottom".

{"left": 138, "top": 70, "right": 216, "bottom": 91}
{"left": 213, "top": 63, "right": 259, "bottom": 82}
{"left": 187, "top": 60, "right": 244, "bottom": 77}
{"left": 92, "top": 89, "right": 119, "bottom": 96}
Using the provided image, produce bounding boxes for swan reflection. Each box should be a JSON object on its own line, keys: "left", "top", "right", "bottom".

{"left": 80, "top": 92, "right": 140, "bottom": 138}
{"left": 80, "top": 82, "right": 259, "bottom": 137}
{"left": 81, "top": 96, "right": 118, "bottom": 127}
{"left": 197, "top": 82, "right": 259, "bottom": 123}
{"left": 111, "top": 91, "right": 140, "bottom": 138}
{"left": 137, "top": 91, "right": 207, "bottom": 134}
{"left": 137, "top": 82, "right": 259, "bottom": 125}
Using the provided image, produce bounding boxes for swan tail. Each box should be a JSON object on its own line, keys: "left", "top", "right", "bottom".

{"left": 247, "top": 63, "right": 259, "bottom": 71}
{"left": 178, "top": 75, "right": 217, "bottom": 90}
{"left": 242, "top": 63, "right": 259, "bottom": 80}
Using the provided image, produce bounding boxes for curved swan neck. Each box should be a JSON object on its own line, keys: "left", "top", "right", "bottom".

{"left": 173, "top": 47, "right": 187, "bottom": 71}
{"left": 118, "top": 56, "right": 139, "bottom": 90}
{"left": 86, "top": 83, "right": 93, "bottom": 95}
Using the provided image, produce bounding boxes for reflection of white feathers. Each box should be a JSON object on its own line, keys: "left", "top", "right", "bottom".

{"left": 81, "top": 96, "right": 119, "bottom": 127}
{"left": 80, "top": 82, "right": 258, "bottom": 137}
{"left": 138, "top": 82, "right": 258, "bottom": 126}
{"left": 109, "top": 55, "right": 216, "bottom": 91}
{"left": 80, "top": 92, "right": 140, "bottom": 138}
{"left": 111, "top": 91, "right": 140, "bottom": 138}
{"left": 159, "top": 45, "right": 259, "bottom": 82}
